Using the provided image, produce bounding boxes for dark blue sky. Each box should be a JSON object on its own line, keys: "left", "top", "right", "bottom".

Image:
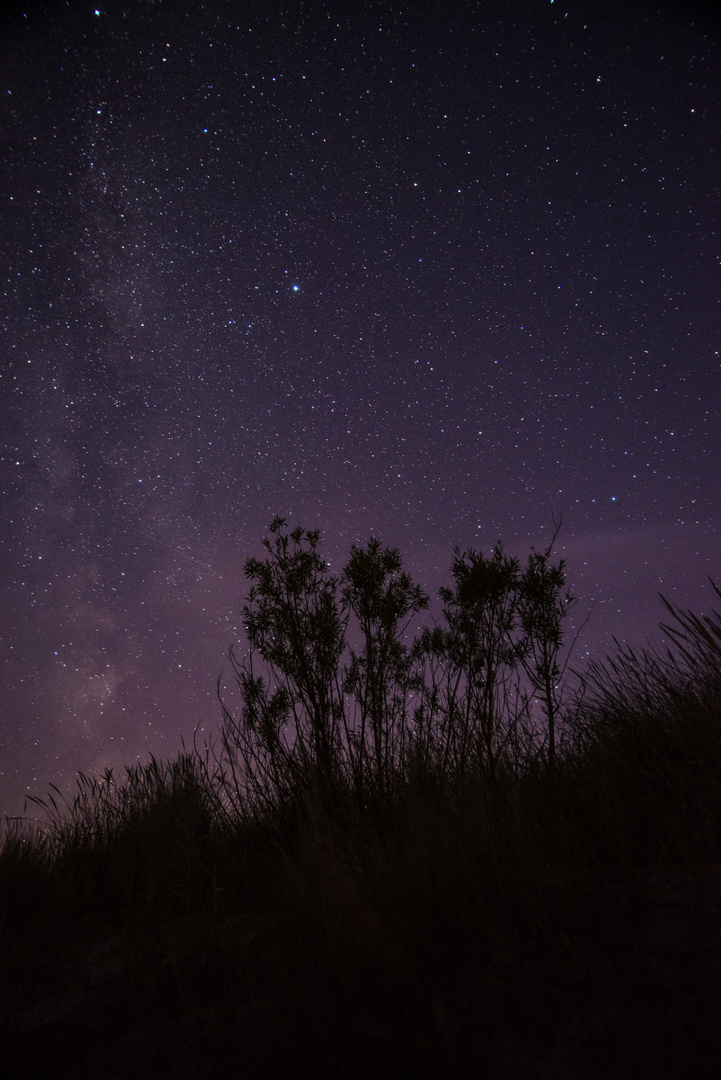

{"left": 1, "top": 0, "right": 719, "bottom": 817}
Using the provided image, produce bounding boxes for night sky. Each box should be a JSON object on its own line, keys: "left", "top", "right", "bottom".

{"left": 1, "top": 0, "right": 719, "bottom": 819}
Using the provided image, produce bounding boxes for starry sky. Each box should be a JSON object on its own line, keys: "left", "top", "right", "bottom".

{"left": 1, "top": 0, "right": 719, "bottom": 818}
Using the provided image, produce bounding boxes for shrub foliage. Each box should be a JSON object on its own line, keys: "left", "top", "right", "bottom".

{"left": 218, "top": 517, "right": 575, "bottom": 815}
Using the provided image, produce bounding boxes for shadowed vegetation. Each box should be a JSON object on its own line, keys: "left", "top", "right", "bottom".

{"left": 1, "top": 521, "right": 719, "bottom": 1079}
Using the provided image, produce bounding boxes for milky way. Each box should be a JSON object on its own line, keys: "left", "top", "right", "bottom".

{"left": 1, "top": 0, "right": 718, "bottom": 817}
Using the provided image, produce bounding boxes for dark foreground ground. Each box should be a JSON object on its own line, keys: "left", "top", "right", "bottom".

{"left": 1, "top": 826, "right": 719, "bottom": 1079}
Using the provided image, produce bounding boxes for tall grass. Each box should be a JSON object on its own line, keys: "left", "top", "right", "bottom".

{"left": 1, "top": 589, "right": 719, "bottom": 1078}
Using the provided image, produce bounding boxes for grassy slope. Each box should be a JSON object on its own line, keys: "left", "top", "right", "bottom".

{"left": 1, "top": 636, "right": 720, "bottom": 1079}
